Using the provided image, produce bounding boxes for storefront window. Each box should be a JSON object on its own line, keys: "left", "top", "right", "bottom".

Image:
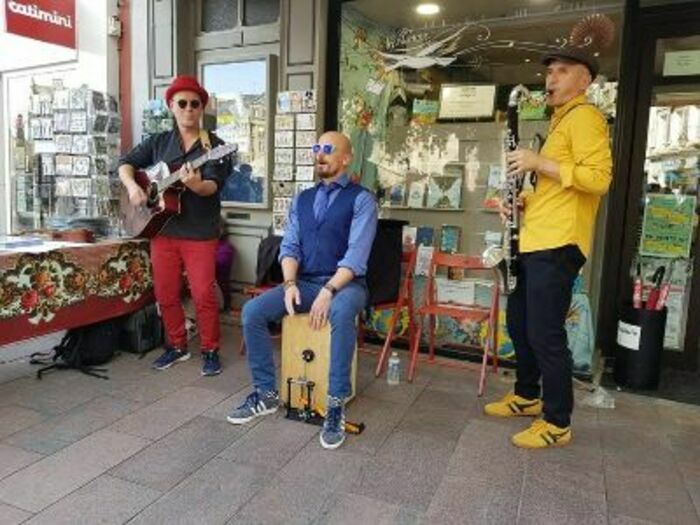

{"left": 337, "top": 1, "right": 624, "bottom": 370}
{"left": 4, "top": 69, "right": 121, "bottom": 235}
{"left": 632, "top": 35, "right": 700, "bottom": 351}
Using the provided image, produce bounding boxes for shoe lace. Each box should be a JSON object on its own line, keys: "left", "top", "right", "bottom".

{"left": 238, "top": 391, "right": 260, "bottom": 411}
{"left": 325, "top": 405, "right": 343, "bottom": 432}
{"left": 161, "top": 348, "right": 180, "bottom": 360}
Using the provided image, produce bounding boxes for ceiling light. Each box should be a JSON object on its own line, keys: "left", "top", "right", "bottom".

{"left": 536, "top": 72, "right": 542, "bottom": 77}
{"left": 416, "top": 3, "right": 440, "bottom": 16}
{"left": 524, "top": 58, "right": 531, "bottom": 63}
{"left": 594, "top": 51, "right": 600, "bottom": 57}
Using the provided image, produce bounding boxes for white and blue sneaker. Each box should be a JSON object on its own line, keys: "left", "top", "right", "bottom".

{"left": 226, "top": 390, "right": 279, "bottom": 424}
{"left": 320, "top": 396, "right": 346, "bottom": 450}
{"left": 152, "top": 347, "right": 190, "bottom": 370}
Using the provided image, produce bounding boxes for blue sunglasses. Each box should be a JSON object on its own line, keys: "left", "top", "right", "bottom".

{"left": 312, "top": 143, "right": 335, "bottom": 155}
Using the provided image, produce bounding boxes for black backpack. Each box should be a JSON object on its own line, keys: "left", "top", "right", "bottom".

{"left": 30, "top": 319, "right": 121, "bottom": 379}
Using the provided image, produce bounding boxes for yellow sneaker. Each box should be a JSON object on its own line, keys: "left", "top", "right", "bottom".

{"left": 484, "top": 393, "right": 543, "bottom": 418}
{"left": 511, "top": 419, "right": 572, "bottom": 449}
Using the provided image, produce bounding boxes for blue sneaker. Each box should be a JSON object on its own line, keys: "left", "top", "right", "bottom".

{"left": 320, "top": 396, "right": 346, "bottom": 450}
{"left": 227, "top": 390, "right": 279, "bottom": 424}
{"left": 201, "top": 351, "right": 222, "bottom": 376}
{"left": 152, "top": 347, "right": 190, "bottom": 370}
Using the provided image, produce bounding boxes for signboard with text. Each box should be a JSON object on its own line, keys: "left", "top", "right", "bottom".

{"left": 5, "top": 0, "right": 76, "bottom": 49}
{"left": 640, "top": 193, "right": 696, "bottom": 258}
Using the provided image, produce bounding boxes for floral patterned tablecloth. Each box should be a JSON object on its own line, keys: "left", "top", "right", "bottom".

{"left": 0, "top": 240, "right": 154, "bottom": 345}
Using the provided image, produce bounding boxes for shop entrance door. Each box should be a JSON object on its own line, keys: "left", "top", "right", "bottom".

{"left": 618, "top": 11, "right": 700, "bottom": 372}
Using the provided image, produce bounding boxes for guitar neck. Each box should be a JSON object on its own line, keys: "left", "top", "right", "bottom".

{"left": 156, "top": 150, "right": 211, "bottom": 192}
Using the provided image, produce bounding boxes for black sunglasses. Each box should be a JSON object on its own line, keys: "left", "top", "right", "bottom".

{"left": 176, "top": 99, "right": 201, "bottom": 109}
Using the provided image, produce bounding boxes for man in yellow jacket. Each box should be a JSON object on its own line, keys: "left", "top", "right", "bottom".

{"left": 485, "top": 48, "right": 612, "bottom": 448}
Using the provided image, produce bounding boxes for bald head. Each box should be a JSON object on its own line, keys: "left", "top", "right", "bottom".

{"left": 315, "top": 131, "right": 353, "bottom": 180}
{"left": 318, "top": 131, "right": 352, "bottom": 155}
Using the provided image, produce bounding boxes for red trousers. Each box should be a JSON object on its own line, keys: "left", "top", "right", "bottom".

{"left": 151, "top": 236, "right": 220, "bottom": 351}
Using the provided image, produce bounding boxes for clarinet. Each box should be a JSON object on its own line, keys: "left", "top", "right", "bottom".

{"left": 502, "top": 84, "right": 531, "bottom": 294}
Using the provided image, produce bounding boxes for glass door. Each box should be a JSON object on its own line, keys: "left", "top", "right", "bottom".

{"left": 628, "top": 32, "right": 700, "bottom": 368}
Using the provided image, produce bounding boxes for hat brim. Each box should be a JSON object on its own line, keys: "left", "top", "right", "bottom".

{"left": 541, "top": 52, "right": 598, "bottom": 79}
{"left": 165, "top": 85, "right": 209, "bottom": 108}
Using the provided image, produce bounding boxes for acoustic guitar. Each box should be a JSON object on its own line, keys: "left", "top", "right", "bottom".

{"left": 119, "top": 143, "right": 237, "bottom": 238}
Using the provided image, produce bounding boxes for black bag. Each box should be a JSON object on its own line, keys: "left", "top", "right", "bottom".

{"left": 366, "top": 219, "right": 407, "bottom": 306}
{"left": 255, "top": 235, "right": 284, "bottom": 286}
{"left": 30, "top": 318, "right": 121, "bottom": 379}
{"left": 120, "top": 303, "right": 163, "bottom": 357}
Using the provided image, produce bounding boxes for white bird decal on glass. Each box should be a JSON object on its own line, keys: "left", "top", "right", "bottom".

{"left": 378, "top": 27, "right": 467, "bottom": 71}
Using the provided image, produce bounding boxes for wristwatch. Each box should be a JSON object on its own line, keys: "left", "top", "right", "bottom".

{"left": 323, "top": 283, "right": 337, "bottom": 296}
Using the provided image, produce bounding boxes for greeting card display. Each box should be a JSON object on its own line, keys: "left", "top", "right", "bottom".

{"left": 273, "top": 164, "right": 294, "bottom": 181}
{"left": 295, "top": 165, "right": 315, "bottom": 181}
{"left": 16, "top": 82, "right": 122, "bottom": 229}
{"left": 275, "top": 131, "right": 294, "bottom": 148}
{"left": 275, "top": 114, "right": 295, "bottom": 130}
{"left": 296, "top": 113, "right": 316, "bottom": 130}
{"left": 275, "top": 149, "right": 294, "bottom": 165}
{"left": 295, "top": 131, "right": 316, "bottom": 148}
{"left": 272, "top": 181, "right": 294, "bottom": 197}
{"left": 295, "top": 148, "right": 315, "bottom": 166}
{"left": 273, "top": 90, "right": 318, "bottom": 202}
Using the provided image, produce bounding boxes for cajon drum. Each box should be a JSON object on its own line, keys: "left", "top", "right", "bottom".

{"left": 280, "top": 314, "right": 357, "bottom": 413}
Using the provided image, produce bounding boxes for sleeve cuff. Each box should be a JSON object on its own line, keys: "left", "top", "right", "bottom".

{"left": 278, "top": 252, "right": 300, "bottom": 264}
{"left": 559, "top": 162, "right": 575, "bottom": 188}
{"left": 337, "top": 262, "right": 361, "bottom": 276}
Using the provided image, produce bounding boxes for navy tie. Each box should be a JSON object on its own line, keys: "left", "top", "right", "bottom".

{"left": 315, "top": 183, "right": 337, "bottom": 222}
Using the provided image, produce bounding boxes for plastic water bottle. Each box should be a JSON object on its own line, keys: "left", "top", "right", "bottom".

{"left": 387, "top": 352, "right": 400, "bottom": 386}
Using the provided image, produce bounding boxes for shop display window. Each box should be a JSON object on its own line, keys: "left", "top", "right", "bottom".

{"left": 5, "top": 70, "right": 121, "bottom": 236}
{"left": 334, "top": 1, "right": 625, "bottom": 369}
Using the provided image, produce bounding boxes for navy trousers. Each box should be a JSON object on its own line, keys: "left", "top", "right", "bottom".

{"left": 506, "top": 244, "right": 586, "bottom": 428}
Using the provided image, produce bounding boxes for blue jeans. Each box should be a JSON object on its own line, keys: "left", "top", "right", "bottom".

{"left": 241, "top": 277, "right": 367, "bottom": 398}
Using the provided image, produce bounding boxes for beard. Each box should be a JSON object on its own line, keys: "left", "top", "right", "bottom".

{"left": 315, "top": 163, "right": 337, "bottom": 179}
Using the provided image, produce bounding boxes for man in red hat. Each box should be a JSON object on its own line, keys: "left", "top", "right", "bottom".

{"left": 484, "top": 49, "right": 612, "bottom": 448}
{"left": 118, "top": 75, "right": 230, "bottom": 376}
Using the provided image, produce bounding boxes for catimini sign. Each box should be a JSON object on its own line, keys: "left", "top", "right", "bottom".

{"left": 5, "top": 0, "right": 76, "bottom": 49}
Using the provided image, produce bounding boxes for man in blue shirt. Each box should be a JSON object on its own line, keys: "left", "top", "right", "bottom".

{"left": 227, "top": 131, "right": 378, "bottom": 450}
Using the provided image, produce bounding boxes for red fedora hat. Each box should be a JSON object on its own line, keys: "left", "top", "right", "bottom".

{"left": 165, "top": 75, "right": 209, "bottom": 108}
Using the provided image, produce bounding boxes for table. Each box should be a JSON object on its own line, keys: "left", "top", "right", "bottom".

{"left": 0, "top": 239, "right": 154, "bottom": 345}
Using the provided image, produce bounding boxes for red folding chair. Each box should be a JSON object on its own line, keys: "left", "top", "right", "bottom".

{"left": 408, "top": 252, "right": 500, "bottom": 396}
{"left": 374, "top": 249, "right": 418, "bottom": 377}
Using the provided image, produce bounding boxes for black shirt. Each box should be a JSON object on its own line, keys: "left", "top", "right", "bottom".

{"left": 118, "top": 129, "right": 230, "bottom": 240}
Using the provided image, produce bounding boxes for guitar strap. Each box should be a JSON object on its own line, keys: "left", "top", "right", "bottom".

{"left": 199, "top": 129, "right": 212, "bottom": 151}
